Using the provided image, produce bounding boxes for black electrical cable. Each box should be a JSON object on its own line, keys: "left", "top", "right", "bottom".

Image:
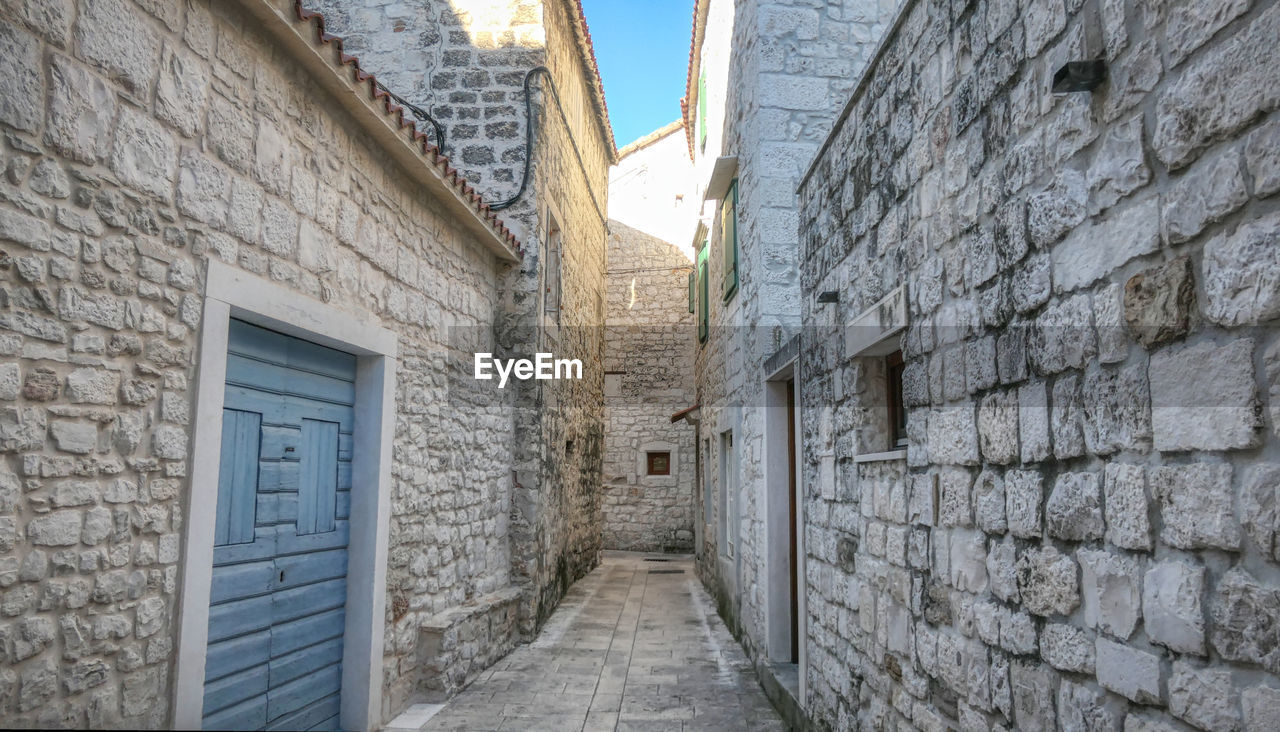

{"left": 375, "top": 81, "right": 446, "bottom": 154}
{"left": 490, "top": 66, "right": 608, "bottom": 228}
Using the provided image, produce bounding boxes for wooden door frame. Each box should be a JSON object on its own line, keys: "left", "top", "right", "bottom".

{"left": 175, "top": 260, "right": 398, "bottom": 731}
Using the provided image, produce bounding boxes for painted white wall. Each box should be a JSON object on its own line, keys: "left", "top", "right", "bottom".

{"left": 608, "top": 127, "right": 700, "bottom": 258}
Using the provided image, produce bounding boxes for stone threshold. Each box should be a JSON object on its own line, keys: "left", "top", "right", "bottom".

{"left": 757, "top": 660, "right": 807, "bottom": 731}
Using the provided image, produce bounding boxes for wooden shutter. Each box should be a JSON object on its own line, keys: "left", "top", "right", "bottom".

{"left": 721, "top": 179, "right": 739, "bottom": 301}
{"left": 697, "top": 245, "right": 709, "bottom": 343}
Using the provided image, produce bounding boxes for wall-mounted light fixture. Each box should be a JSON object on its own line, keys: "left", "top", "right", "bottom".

{"left": 1052, "top": 60, "right": 1107, "bottom": 93}
{"left": 817, "top": 291, "right": 840, "bottom": 304}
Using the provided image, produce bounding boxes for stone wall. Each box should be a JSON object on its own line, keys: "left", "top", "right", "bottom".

{"left": 798, "top": 0, "right": 1280, "bottom": 728}
{"left": 603, "top": 126, "right": 698, "bottom": 554}
{"left": 305, "top": 0, "right": 613, "bottom": 639}
{"left": 308, "top": 0, "right": 541, "bottom": 207}
{"left": 686, "top": 0, "right": 900, "bottom": 674}
{"left": 0, "top": 0, "right": 523, "bottom": 726}
{"left": 513, "top": 0, "right": 610, "bottom": 634}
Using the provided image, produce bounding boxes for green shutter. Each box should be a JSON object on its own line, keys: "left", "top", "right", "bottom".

{"left": 697, "top": 71, "right": 707, "bottom": 149}
{"left": 721, "top": 179, "right": 738, "bottom": 302}
{"left": 697, "top": 245, "right": 709, "bottom": 343}
{"left": 688, "top": 270, "right": 696, "bottom": 314}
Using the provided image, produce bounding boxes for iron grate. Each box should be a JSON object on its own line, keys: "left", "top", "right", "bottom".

{"left": 648, "top": 569, "right": 685, "bottom": 574}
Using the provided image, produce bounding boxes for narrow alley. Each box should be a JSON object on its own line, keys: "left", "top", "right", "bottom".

{"left": 3, "top": 0, "right": 1279, "bottom": 729}
{"left": 385, "top": 554, "right": 786, "bottom": 732}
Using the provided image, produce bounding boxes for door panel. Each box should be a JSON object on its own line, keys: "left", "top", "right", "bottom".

{"left": 298, "top": 419, "right": 339, "bottom": 535}
{"left": 215, "top": 410, "right": 261, "bottom": 546}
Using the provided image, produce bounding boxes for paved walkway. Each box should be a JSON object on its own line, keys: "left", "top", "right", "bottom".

{"left": 386, "top": 552, "right": 787, "bottom": 732}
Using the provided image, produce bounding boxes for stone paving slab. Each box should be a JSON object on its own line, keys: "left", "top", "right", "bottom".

{"left": 411, "top": 552, "right": 787, "bottom": 732}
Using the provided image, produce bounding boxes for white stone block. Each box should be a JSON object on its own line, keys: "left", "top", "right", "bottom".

{"left": 1095, "top": 636, "right": 1161, "bottom": 704}
{"left": 1143, "top": 559, "right": 1205, "bottom": 655}
{"left": 1149, "top": 338, "right": 1260, "bottom": 452}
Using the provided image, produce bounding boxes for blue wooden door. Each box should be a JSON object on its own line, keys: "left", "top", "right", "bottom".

{"left": 203, "top": 320, "right": 356, "bottom": 731}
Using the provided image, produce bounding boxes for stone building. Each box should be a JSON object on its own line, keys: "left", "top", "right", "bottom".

{"left": 797, "top": 0, "right": 1280, "bottom": 729}
{"left": 677, "top": 0, "right": 900, "bottom": 716}
{"left": 0, "top": 0, "right": 611, "bottom": 728}
{"left": 602, "top": 122, "right": 698, "bottom": 553}
{"left": 309, "top": 0, "right": 616, "bottom": 644}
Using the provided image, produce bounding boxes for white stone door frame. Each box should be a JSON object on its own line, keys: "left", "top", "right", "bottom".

{"left": 764, "top": 358, "right": 807, "bottom": 706}
{"left": 173, "top": 260, "right": 398, "bottom": 732}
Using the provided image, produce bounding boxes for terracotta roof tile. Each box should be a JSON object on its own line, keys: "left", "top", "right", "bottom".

{"left": 679, "top": 0, "right": 707, "bottom": 160}
{"left": 293, "top": 2, "right": 523, "bottom": 255}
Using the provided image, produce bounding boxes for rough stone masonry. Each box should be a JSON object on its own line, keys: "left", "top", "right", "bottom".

{"left": 312, "top": 0, "right": 615, "bottom": 646}
{"left": 799, "top": 0, "right": 1280, "bottom": 729}
{"left": 0, "top": 0, "right": 610, "bottom": 727}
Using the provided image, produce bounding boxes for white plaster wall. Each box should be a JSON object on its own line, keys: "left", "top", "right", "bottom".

{"left": 608, "top": 128, "right": 699, "bottom": 254}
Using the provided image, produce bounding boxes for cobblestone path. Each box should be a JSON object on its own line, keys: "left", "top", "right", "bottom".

{"left": 385, "top": 552, "right": 787, "bottom": 731}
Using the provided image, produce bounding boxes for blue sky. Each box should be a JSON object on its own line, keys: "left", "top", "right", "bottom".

{"left": 581, "top": 0, "right": 693, "bottom": 149}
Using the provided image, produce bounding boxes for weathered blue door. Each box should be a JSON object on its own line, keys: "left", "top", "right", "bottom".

{"left": 203, "top": 320, "right": 356, "bottom": 731}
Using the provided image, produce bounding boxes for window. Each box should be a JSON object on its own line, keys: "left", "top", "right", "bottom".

{"left": 544, "top": 217, "right": 562, "bottom": 324}
{"left": 697, "top": 244, "right": 709, "bottom": 343}
{"left": 846, "top": 286, "right": 909, "bottom": 459}
{"left": 886, "top": 350, "right": 907, "bottom": 448}
{"left": 719, "top": 429, "right": 736, "bottom": 559}
{"left": 646, "top": 451, "right": 671, "bottom": 476}
{"left": 720, "top": 179, "right": 738, "bottom": 302}
{"left": 687, "top": 270, "right": 696, "bottom": 314}
{"left": 703, "top": 438, "right": 713, "bottom": 526}
{"left": 697, "top": 69, "right": 707, "bottom": 150}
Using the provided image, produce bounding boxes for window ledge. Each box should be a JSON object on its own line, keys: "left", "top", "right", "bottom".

{"left": 854, "top": 449, "right": 907, "bottom": 464}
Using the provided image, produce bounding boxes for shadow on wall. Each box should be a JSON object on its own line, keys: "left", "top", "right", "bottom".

{"left": 309, "top": 0, "right": 544, "bottom": 196}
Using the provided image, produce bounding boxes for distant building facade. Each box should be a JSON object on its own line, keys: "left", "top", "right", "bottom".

{"left": 602, "top": 122, "right": 698, "bottom": 553}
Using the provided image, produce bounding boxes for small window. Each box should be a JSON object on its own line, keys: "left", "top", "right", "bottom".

{"left": 886, "top": 350, "right": 907, "bottom": 447}
{"left": 544, "top": 217, "right": 562, "bottom": 324}
{"left": 721, "top": 179, "right": 738, "bottom": 302}
{"left": 646, "top": 451, "right": 671, "bottom": 476}
{"left": 719, "top": 429, "right": 736, "bottom": 559}
{"left": 687, "top": 270, "right": 696, "bottom": 314}
{"left": 702, "top": 438, "right": 712, "bottom": 525}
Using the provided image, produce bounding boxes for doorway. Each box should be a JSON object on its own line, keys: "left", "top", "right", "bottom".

{"left": 175, "top": 260, "right": 398, "bottom": 732}
{"left": 765, "top": 367, "right": 802, "bottom": 666}
{"left": 201, "top": 320, "right": 355, "bottom": 730}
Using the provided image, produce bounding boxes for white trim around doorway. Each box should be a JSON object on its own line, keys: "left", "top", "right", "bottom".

{"left": 173, "top": 260, "right": 398, "bottom": 731}
{"left": 764, "top": 358, "right": 807, "bottom": 708}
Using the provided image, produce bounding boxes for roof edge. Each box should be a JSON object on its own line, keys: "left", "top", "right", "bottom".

{"left": 617, "top": 120, "right": 684, "bottom": 159}
{"left": 237, "top": 0, "right": 523, "bottom": 262}
{"left": 680, "top": 0, "right": 711, "bottom": 160}
{"left": 565, "top": 0, "right": 619, "bottom": 163}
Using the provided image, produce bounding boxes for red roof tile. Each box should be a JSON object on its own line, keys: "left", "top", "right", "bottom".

{"left": 567, "top": 0, "right": 619, "bottom": 161}
{"left": 679, "top": 0, "right": 708, "bottom": 160}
